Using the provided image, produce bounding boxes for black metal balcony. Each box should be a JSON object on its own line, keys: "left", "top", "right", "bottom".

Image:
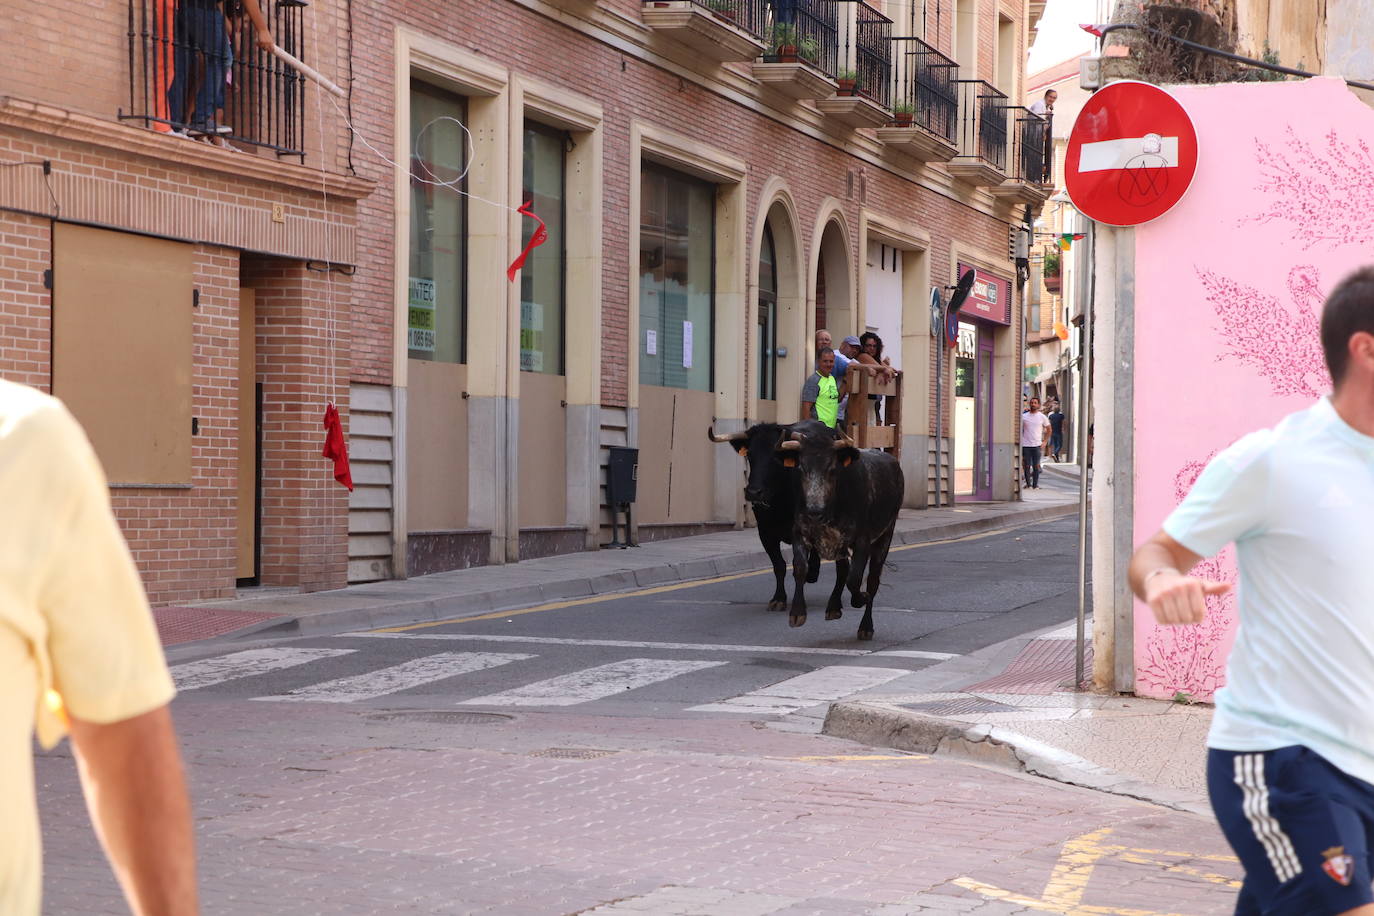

{"left": 122, "top": 0, "right": 308, "bottom": 158}
{"left": 947, "top": 79, "right": 1007, "bottom": 185}
{"left": 1006, "top": 108, "right": 1052, "bottom": 185}
{"left": 837, "top": 0, "right": 892, "bottom": 108}
{"left": 890, "top": 37, "right": 957, "bottom": 141}
{"left": 763, "top": 0, "right": 839, "bottom": 75}
{"left": 686, "top": 0, "right": 768, "bottom": 38}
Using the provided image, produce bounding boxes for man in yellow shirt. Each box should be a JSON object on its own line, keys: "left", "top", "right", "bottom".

{"left": 0, "top": 379, "right": 197, "bottom": 914}
{"left": 801, "top": 347, "right": 841, "bottom": 428}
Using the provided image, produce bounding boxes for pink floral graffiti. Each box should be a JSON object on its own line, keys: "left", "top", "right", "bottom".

{"left": 1135, "top": 455, "right": 1236, "bottom": 702}
{"left": 1241, "top": 127, "right": 1374, "bottom": 249}
{"left": 1195, "top": 264, "right": 1328, "bottom": 399}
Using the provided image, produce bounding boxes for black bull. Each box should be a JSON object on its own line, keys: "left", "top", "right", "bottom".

{"left": 778, "top": 432, "right": 903, "bottom": 640}
{"left": 708, "top": 421, "right": 831, "bottom": 612}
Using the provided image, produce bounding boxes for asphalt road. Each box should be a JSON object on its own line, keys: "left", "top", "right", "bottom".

{"left": 159, "top": 514, "right": 1086, "bottom": 720}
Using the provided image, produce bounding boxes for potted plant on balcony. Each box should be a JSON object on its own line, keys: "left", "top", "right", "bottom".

{"left": 797, "top": 34, "right": 820, "bottom": 66}
{"left": 705, "top": 0, "right": 737, "bottom": 24}
{"left": 1043, "top": 248, "right": 1061, "bottom": 292}
{"left": 892, "top": 101, "right": 915, "bottom": 127}
{"left": 836, "top": 68, "right": 858, "bottom": 96}
{"left": 768, "top": 22, "right": 800, "bottom": 62}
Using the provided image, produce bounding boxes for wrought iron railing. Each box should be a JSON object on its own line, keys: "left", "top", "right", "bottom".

{"left": 763, "top": 0, "right": 838, "bottom": 75}
{"left": 1006, "top": 106, "right": 1051, "bottom": 184}
{"left": 835, "top": 0, "right": 892, "bottom": 108}
{"left": 953, "top": 79, "right": 1007, "bottom": 171}
{"left": 122, "top": 0, "right": 308, "bottom": 159}
{"left": 889, "top": 36, "right": 957, "bottom": 141}
{"left": 678, "top": 0, "right": 768, "bottom": 39}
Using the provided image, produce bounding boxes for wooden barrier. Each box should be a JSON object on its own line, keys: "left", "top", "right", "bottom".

{"left": 842, "top": 365, "right": 903, "bottom": 457}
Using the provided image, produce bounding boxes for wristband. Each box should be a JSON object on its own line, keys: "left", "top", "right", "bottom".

{"left": 1143, "top": 567, "right": 1180, "bottom": 587}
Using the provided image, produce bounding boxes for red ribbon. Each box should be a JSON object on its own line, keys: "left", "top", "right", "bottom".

{"left": 507, "top": 199, "right": 548, "bottom": 281}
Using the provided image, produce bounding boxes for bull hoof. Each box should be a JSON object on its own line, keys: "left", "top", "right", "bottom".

{"left": 851, "top": 591, "right": 869, "bottom": 609}
{"left": 789, "top": 613, "right": 807, "bottom": 628}
{"left": 767, "top": 600, "right": 787, "bottom": 613}
{"left": 825, "top": 608, "right": 843, "bottom": 621}
{"left": 806, "top": 567, "right": 820, "bottom": 584}
{"left": 857, "top": 628, "right": 875, "bottom": 641}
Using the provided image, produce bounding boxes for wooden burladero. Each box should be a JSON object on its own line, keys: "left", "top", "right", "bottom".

{"left": 840, "top": 368, "right": 902, "bottom": 457}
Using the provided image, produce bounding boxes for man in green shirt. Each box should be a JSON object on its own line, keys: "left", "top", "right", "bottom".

{"left": 801, "top": 348, "right": 841, "bottom": 428}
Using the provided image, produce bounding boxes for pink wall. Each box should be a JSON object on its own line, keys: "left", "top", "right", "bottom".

{"left": 1132, "top": 78, "right": 1372, "bottom": 700}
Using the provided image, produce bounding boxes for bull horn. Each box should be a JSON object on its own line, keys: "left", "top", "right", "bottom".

{"left": 777, "top": 439, "right": 802, "bottom": 451}
{"left": 833, "top": 434, "right": 856, "bottom": 448}
{"left": 708, "top": 425, "right": 749, "bottom": 443}
{"left": 789, "top": 431, "right": 804, "bottom": 441}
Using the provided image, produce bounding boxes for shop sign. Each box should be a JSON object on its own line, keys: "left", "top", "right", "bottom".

{"left": 408, "top": 276, "right": 436, "bottom": 353}
{"left": 956, "top": 264, "right": 1013, "bottom": 326}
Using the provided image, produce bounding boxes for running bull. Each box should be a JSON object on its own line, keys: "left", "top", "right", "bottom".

{"left": 708, "top": 421, "right": 829, "bottom": 612}
{"left": 776, "top": 431, "right": 903, "bottom": 640}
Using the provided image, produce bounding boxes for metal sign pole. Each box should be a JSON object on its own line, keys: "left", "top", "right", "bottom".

{"left": 1075, "top": 220, "right": 1095, "bottom": 688}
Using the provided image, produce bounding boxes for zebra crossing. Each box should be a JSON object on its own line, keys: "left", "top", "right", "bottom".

{"left": 169, "top": 637, "right": 930, "bottom": 714}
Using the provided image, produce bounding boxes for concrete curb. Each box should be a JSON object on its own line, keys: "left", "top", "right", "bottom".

{"left": 821, "top": 700, "right": 1210, "bottom": 816}
{"left": 194, "top": 502, "right": 1081, "bottom": 645}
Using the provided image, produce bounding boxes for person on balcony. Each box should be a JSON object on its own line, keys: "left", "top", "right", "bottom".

{"left": 167, "top": 0, "right": 273, "bottom": 143}
{"left": 1026, "top": 89, "right": 1056, "bottom": 184}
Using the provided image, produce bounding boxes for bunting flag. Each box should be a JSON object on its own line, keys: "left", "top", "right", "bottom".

{"left": 1056, "top": 233, "right": 1087, "bottom": 251}
{"left": 507, "top": 199, "right": 548, "bottom": 281}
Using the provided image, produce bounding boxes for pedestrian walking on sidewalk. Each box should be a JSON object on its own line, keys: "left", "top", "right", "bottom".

{"left": 1130, "top": 266, "right": 1374, "bottom": 916}
{"left": 0, "top": 380, "right": 198, "bottom": 915}
{"left": 1047, "top": 403, "right": 1066, "bottom": 462}
{"left": 1020, "top": 397, "right": 1051, "bottom": 489}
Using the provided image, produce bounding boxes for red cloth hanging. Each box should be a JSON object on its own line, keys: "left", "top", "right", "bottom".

{"left": 321, "top": 404, "right": 353, "bottom": 491}
{"left": 506, "top": 199, "right": 548, "bottom": 281}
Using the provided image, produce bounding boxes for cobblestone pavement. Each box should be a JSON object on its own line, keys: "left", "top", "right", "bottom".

{"left": 38, "top": 700, "right": 1241, "bottom": 915}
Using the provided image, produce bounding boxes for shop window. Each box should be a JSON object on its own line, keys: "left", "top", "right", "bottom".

{"left": 408, "top": 81, "right": 467, "bottom": 364}
{"left": 757, "top": 224, "right": 778, "bottom": 401}
{"left": 639, "top": 164, "right": 715, "bottom": 391}
{"left": 520, "top": 121, "right": 566, "bottom": 375}
{"left": 954, "top": 321, "right": 977, "bottom": 398}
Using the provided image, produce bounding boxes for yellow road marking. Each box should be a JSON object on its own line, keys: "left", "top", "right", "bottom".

{"left": 952, "top": 827, "right": 1240, "bottom": 915}
{"left": 374, "top": 521, "right": 1040, "bottom": 633}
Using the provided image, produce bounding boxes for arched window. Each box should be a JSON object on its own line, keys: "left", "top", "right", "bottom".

{"left": 757, "top": 224, "right": 778, "bottom": 400}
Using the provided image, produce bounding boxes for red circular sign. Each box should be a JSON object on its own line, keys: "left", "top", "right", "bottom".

{"left": 1065, "top": 80, "right": 1198, "bottom": 227}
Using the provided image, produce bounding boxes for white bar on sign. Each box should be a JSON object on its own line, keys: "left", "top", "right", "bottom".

{"left": 1077, "top": 135, "right": 1179, "bottom": 172}
{"left": 172, "top": 647, "right": 355, "bottom": 691}
{"left": 459, "top": 658, "right": 725, "bottom": 707}
{"left": 255, "top": 651, "right": 535, "bottom": 703}
{"left": 688, "top": 665, "right": 910, "bottom": 715}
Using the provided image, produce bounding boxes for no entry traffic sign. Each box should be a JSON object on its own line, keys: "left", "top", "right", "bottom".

{"left": 1065, "top": 80, "right": 1198, "bottom": 227}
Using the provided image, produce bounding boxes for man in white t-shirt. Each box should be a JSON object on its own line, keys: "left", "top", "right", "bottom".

{"left": 1020, "top": 397, "right": 1051, "bottom": 489}
{"left": 1130, "top": 267, "right": 1374, "bottom": 915}
{"left": 1, "top": 380, "right": 197, "bottom": 914}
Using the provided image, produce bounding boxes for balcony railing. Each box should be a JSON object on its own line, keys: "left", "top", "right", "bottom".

{"left": 1006, "top": 107, "right": 1051, "bottom": 185}
{"left": 122, "top": 0, "right": 308, "bottom": 159}
{"left": 890, "top": 36, "right": 957, "bottom": 142}
{"left": 763, "top": 0, "right": 838, "bottom": 75}
{"left": 836, "top": 0, "right": 892, "bottom": 108}
{"left": 687, "top": 0, "right": 768, "bottom": 38}
{"left": 953, "top": 79, "right": 1007, "bottom": 171}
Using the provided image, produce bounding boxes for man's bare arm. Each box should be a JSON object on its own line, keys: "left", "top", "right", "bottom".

{"left": 239, "top": 0, "right": 274, "bottom": 50}
{"left": 801, "top": 400, "right": 814, "bottom": 419}
{"left": 1128, "top": 530, "right": 1230, "bottom": 626}
{"left": 69, "top": 705, "right": 198, "bottom": 916}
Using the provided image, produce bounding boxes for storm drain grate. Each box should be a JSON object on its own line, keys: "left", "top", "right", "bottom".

{"left": 902, "top": 698, "right": 1018, "bottom": 716}
{"left": 365, "top": 711, "right": 514, "bottom": 726}
{"left": 529, "top": 747, "right": 619, "bottom": 760}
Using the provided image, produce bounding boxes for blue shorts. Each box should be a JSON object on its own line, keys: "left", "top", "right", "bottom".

{"left": 1209, "top": 746, "right": 1374, "bottom": 914}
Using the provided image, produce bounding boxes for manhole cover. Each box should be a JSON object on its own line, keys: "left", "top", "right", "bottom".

{"left": 528, "top": 747, "right": 618, "bottom": 760}
{"left": 365, "top": 711, "right": 514, "bottom": 726}
{"left": 902, "top": 698, "right": 1018, "bottom": 716}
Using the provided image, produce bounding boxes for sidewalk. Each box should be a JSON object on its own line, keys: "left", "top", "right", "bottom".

{"left": 821, "top": 618, "right": 1214, "bottom": 816}
{"left": 156, "top": 486, "right": 1078, "bottom": 647}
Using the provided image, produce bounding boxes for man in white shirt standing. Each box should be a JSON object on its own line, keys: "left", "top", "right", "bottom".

{"left": 1130, "top": 267, "right": 1374, "bottom": 916}
{"left": 1020, "top": 397, "right": 1051, "bottom": 489}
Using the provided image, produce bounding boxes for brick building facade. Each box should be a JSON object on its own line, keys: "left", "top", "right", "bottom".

{"left": 1, "top": 0, "right": 1047, "bottom": 606}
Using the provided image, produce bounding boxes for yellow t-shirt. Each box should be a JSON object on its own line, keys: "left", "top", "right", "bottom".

{"left": 0, "top": 380, "right": 175, "bottom": 914}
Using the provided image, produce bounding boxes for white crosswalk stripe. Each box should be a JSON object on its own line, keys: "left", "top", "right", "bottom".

{"left": 253, "top": 651, "right": 535, "bottom": 703}
{"left": 459, "top": 658, "right": 727, "bottom": 707}
{"left": 688, "top": 665, "right": 911, "bottom": 715}
{"left": 172, "top": 648, "right": 355, "bottom": 691}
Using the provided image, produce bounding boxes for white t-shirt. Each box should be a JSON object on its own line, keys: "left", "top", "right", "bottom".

{"left": 1163, "top": 397, "right": 1374, "bottom": 784}
{"left": 1020, "top": 410, "right": 1051, "bottom": 447}
{"left": 0, "top": 381, "right": 175, "bottom": 915}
